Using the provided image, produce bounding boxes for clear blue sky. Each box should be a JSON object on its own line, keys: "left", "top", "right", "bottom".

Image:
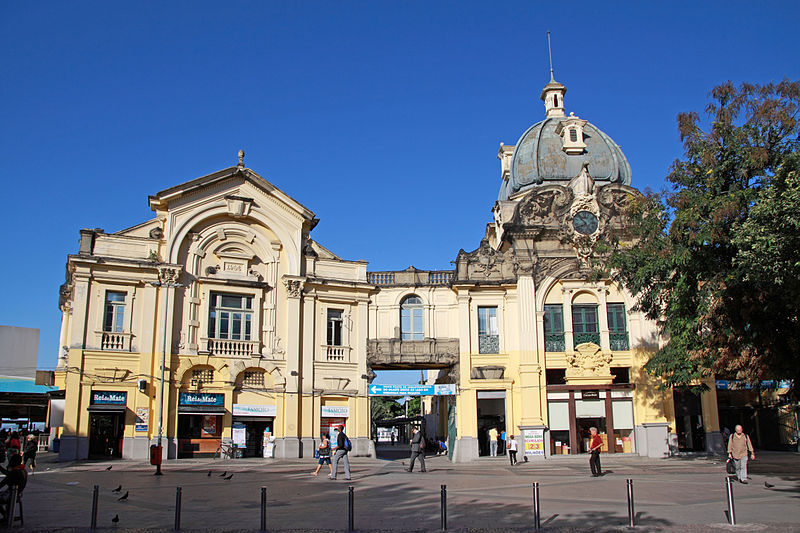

{"left": 1, "top": 2, "right": 798, "bottom": 380}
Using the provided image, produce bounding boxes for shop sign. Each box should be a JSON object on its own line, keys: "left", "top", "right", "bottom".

{"left": 582, "top": 390, "right": 600, "bottom": 399}
{"left": 179, "top": 393, "right": 224, "bottom": 406}
{"left": 321, "top": 406, "right": 349, "bottom": 417}
{"left": 523, "top": 429, "right": 545, "bottom": 457}
{"left": 715, "top": 379, "right": 792, "bottom": 390}
{"left": 135, "top": 407, "right": 149, "bottom": 432}
{"left": 232, "top": 404, "right": 277, "bottom": 417}
{"left": 91, "top": 391, "right": 127, "bottom": 405}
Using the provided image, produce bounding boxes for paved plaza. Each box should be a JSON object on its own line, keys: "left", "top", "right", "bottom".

{"left": 16, "top": 450, "right": 800, "bottom": 532}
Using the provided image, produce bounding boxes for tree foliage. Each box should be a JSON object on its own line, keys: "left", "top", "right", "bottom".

{"left": 602, "top": 80, "right": 800, "bottom": 392}
{"left": 370, "top": 396, "right": 404, "bottom": 420}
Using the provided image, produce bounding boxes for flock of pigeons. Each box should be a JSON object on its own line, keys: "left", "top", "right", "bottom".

{"left": 102, "top": 465, "right": 235, "bottom": 525}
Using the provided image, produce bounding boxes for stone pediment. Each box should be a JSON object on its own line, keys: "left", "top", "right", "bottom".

{"left": 454, "top": 239, "right": 515, "bottom": 282}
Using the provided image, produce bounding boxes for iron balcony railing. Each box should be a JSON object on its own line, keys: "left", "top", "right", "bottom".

{"left": 544, "top": 333, "right": 565, "bottom": 352}
{"left": 573, "top": 332, "right": 601, "bottom": 347}
{"left": 610, "top": 332, "right": 630, "bottom": 351}
{"left": 478, "top": 334, "right": 499, "bottom": 354}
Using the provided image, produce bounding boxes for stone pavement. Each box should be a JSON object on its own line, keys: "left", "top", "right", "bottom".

{"left": 15, "top": 451, "right": 800, "bottom": 532}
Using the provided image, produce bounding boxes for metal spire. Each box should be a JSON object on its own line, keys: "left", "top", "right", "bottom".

{"left": 547, "top": 31, "right": 555, "bottom": 82}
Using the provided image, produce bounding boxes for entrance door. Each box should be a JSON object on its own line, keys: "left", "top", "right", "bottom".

{"left": 576, "top": 417, "right": 607, "bottom": 453}
{"left": 89, "top": 413, "right": 124, "bottom": 459}
{"left": 673, "top": 388, "right": 706, "bottom": 451}
{"left": 476, "top": 391, "right": 506, "bottom": 456}
{"left": 244, "top": 420, "right": 271, "bottom": 458}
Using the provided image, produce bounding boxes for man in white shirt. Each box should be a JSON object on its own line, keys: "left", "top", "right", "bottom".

{"left": 507, "top": 434, "right": 519, "bottom": 465}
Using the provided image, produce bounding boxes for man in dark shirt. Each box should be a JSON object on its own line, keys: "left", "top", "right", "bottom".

{"left": 406, "top": 427, "right": 427, "bottom": 473}
{"left": 330, "top": 425, "right": 351, "bottom": 480}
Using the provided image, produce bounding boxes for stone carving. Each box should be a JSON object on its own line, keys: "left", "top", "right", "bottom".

{"left": 470, "top": 366, "right": 505, "bottom": 380}
{"left": 282, "top": 279, "right": 304, "bottom": 298}
{"left": 225, "top": 195, "right": 254, "bottom": 218}
{"left": 455, "top": 239, "right": 515, "bottom": 282}
{"left": 532, "top": 257, "right": 581, "bottom": 286}
{"left": 158, "top": 266, "right": 181, "bottom": 284}
{"left": 597, "top": 183, "right": 637, "bottom": 227}
{"left": 237, "top": 149, "right": 245, "bottom": 168}
{"left": 149, "top": 226, "right": 164, "bottom": 239}
{"left": 514, "top": 185, "right": 572, "bottom": 227}
{"left": 272, "top": 335, "right": 285, "bottom": 355}
{"left": 565, "top": 343, "right": 613, "bottom": 378}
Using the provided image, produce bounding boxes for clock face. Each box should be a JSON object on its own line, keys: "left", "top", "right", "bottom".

{"left": 572, "top": 211, "right": 598, "bottom": 235}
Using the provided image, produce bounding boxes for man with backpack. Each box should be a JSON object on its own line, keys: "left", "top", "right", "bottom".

{"left": 727, "top": 424, "right": 755, "bottom": 483}
{"left": 406, "top": 427, "right": 427, "bottom": 473}
{"left": 330, "top": 425, "right": 351, "bottom": 480}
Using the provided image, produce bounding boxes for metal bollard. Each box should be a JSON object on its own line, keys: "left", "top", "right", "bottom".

{"left": 348, "top": 486, "right": 354, "bottom": 531}
{"left": 174, "top": 486, "right": 182, "bottom": 531}
{"left": 626, "top": 479, "right": 635, "bottom": 527}
{"left": 726, "top": 477, "right": 736, "bottom": 525}
{"left": 532, "top": 482, "right": 541, "bottom": 530}
{"left": 6, "top": 486, "right": 18, "bottom": 527}
{"left": 90, "top": 484, "right": 99, "bottom": 529}
{"left": 260, "top": 486, "right": 267, "bottom": 532}
{"left": 440, "top": 485, "right": 447, "bottom": 530}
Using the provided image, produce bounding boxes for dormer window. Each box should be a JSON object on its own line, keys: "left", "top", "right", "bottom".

{"left": 555, "top": 113, "right": 588, "bottom": 155}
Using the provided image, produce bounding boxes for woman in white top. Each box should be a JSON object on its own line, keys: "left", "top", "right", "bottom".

{"left": 507, "top": 434, "right": 519, "bottom": 465}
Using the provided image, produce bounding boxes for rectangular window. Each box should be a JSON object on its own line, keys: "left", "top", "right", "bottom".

{"left": 104, "top": 291, "right": 126, "bottom": 332}
{"left": 572, "top": 305, "right": 599, "bottom": 333}
{"left": 243, "top": 371, "right": 264, "bottom": 387}
{"left": 543, "top": 304, "right": 564, "bottom": 333}
{"left": 478, "top": 306, "right": 499, "bottom": 354}
{"left": 327, "top": 309, "right": 343, "bottom": 346}
{"left": 607, "top": 303, "right": 626, "bottom": 332}
{"left": 208, "top": 292, "right": 253, "bottom": 340}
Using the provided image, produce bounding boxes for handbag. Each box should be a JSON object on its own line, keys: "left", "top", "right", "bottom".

{"left": 726, "top": 458, "right": 736, "bottom": 474}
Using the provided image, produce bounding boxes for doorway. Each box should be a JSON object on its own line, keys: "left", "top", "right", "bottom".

{"left": 88, "top": 413, "right": 124, "bottom": 459}
{"left": 477, "top": 390, "right": 506, "bottom": 456}
{"left": 673, "top": 388, "right": 706, "bottom": 451}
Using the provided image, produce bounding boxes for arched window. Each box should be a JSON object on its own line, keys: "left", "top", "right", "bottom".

{"left": 400, "top": 295, "right": 424, "bottom": 340}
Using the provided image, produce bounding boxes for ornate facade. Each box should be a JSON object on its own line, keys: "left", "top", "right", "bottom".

{"left": 56, "top": 79, "right": 723, "bottom": 462}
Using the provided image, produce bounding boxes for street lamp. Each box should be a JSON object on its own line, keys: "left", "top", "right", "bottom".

{"left": 150, "top": 278, "right": 184, "bottom": 475}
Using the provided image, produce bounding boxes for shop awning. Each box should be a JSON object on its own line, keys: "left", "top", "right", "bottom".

{"left": 87, "top": 404, "right": 126, "bottom": 413}
{"left": 179, "top": 406, "right": 225, "bottom": 415}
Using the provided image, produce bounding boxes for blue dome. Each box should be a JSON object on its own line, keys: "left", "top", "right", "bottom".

{"left": 499, "top": 117, "right": 631, "bottom": 201}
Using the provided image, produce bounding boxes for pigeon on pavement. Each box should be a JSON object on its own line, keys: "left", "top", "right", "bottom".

{"left": 219, "top": 471, "right": 227, "bottom": 477}
{"left": 112, "top": 485, "right": 122, "bottom": 493}
{"left": 207, "top": 470, "right": 212, "bottom": 477}
{"left": 224, "top": 474, "right": 234, "bottom": 480}
{"left": 112, "top": 514, "right": 119, "bottom": 525}
{"left": 117, "top": 491, "right": 129, "bottom": 502}
{"left": 105, "top": 466, "right": 113, "bottom": 471}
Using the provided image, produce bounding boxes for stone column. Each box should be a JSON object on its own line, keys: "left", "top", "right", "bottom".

{"left": 279, "top": 277, "right": 304, "bottom": 458}
{"left": 299, "top": 287, "right": 316, "bottom": 456}
{"left": 354, "top": 297, "right": 375, "bottom": 457}
{"left": 518, "top": 275, "right": 545, "bottom": 427}
{"left": 452, "top": 289, "right": 477, "bottom": 462}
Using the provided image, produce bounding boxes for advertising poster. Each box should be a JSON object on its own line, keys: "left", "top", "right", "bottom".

{"left": 232, "top": 424, "right": 246, "bottom": 448}
{"left": 523, "top": 428, "right": 545, "bottom": 457}
{"left": 202, "top": 415, "right": 218, "bottom": 435}
{"left": 135, "top": 407, "right": 149, "bottom": 432}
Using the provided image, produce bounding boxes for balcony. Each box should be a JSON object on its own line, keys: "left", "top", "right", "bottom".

{"left": 96, "top": 331, "right": 132, "bottom": 351}
{"left": 610, "top": 332, "right": 630, "bottom": 351}
{"left": 204, "top": 338, "right": 258, "bottom": 358}
{"left": 573, "top": 332, "right": 601, "bottom": 347}
{"left": 544, "top": 333, "right": 565, "bottom": 352}
{"left": 322, "top": 345, "right": 351, "bottom": 363}
{"left": 478, "top": 334, "right": 499, "bottom": 354}
{"left": 367, "top": 267, "right": 454, "bottom": 286}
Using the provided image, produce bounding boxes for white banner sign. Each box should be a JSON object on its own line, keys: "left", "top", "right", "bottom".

{"left": 523, "top": 428, "right": 545, "bottom": 457}
{"left": 232, "top": 404, "right": 277, "bottom": 417}
{"left": 321, "top": 405, "right": 349, "bottom": 417}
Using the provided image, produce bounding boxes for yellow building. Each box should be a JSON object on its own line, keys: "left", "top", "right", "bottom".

{"left": 56, "top": 77, "right": 722, "bottom": 462}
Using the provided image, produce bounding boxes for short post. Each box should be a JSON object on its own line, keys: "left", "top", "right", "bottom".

{"left": 90, "top": 484, "right": 99, "bottom": 529}
{"left": 6, "top": 487, "right": 18, "bottom": 527}
{"left": 626, "top": 479, "right": 635, "bottom": 527}
{"left": 440, "top": 484, "right": 447, "bottom": 530}
{"left": 174, "top": 486, "right": 182, "bottom": 531}
{"left": 260, "top": 486, "right": 267, "bottom": 532}
{"left": 348, "top": 485, "right": 354, "bottom": 532}
{"left": 532, "top": 482, "right": 541, "bottom": 530}
{"left": 726, "top": 477, "right": 736, "bottom": 525}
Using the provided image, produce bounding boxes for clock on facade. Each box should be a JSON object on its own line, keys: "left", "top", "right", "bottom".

{"left": 572, "top": 210, "right": 598, "bottom": 235}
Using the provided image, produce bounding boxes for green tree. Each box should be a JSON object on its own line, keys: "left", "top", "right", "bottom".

{"left": 601, "top": 80, "right": 800, "bottom": 392}
{"left": 407, "top": 396, "right": 421, "bottom": 417}
{"left": 370, "top": 396, "right": 403, "bottom": 421}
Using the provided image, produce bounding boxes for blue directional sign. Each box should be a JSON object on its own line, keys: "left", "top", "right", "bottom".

{"left": 368, "top": 384, "right": 456, "bottom": 396}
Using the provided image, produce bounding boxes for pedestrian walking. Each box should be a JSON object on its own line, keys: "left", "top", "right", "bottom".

{"left": 313, "top": 432, "right": 332, "bottom": 477}
{"left": 506, "top": 434, "right": 518, "bottom": 465}
{"left": 406, "top": 427, "right": 427, "bottom": 472}
{"left": 489, "top": 427, "right": 498, "bottom": 457}
{"left": 23, "top": 434, "right": 37, "bottom": 473}
{"left": 588, "top": 427, "right": 603, "bottom": 477}
{"left": 500, "top": 429, "right": 506, "bottom": 455}
{"left": 727, "top": 424, "right": 755, "bottom": 483}
{"left": 330, "top": 425, "right": 351, "bottom": 480}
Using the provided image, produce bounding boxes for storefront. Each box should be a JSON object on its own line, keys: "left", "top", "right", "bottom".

{"left": 177, "top": 392, "right": 225, "bottom": 458}
{"left": 87, "top": 390, "right": 127, "bottom": 459}
{"left": 232, "top": 403, "right": 275, "bottom": 457}
{"left": 320, "top": 404, "right": 349, "bottom": 437}
{"left": 547, "top": 385, "right": 635, "bottom": 455}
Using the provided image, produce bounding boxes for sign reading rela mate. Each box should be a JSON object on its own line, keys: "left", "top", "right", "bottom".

{"left": 368, "top": 384, "right": 456, "bottom": 396}
{"left": 179, "top": 392, "right": 224, "bottom": 406}
{"left": 91, "top": 391, "right": 127, "bottom": 405}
